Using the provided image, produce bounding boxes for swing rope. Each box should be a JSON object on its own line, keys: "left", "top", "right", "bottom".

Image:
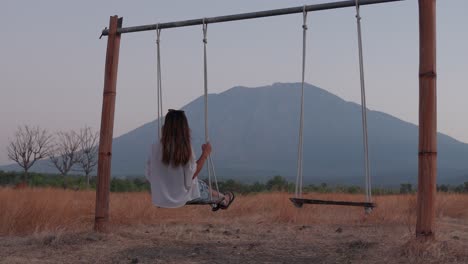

{"left": 202, "top": 20, "right": 221, "bottom": 203}
{"left": 355, "top": 0, "right": 372, "bottom": 206}
{"left": 292, "top": 2, "right": 374, "bottom": 210}
{"left": 295, "top": 6, "right": 308, "bottom": 199}
{"left": 156, "top": 26, "right": 163, "bottom": 139}
{"left": 155, "top": 23, "right": 220, "bottom": 206}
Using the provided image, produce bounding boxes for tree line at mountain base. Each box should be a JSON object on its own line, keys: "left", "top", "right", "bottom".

{"left": 1, "top": 171, "right": 468, "bottom": 195}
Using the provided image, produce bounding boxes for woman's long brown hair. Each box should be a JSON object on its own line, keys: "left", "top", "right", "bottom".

{"left": 161, "top": 110, "right": 192, "bottom": 167}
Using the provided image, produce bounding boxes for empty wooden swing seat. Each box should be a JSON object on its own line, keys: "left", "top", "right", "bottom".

{"left": 289, "top": 198, "right": 376, "bottom": 209}
{"left": 291, "top": 2, "right": 375, "bottom": 212}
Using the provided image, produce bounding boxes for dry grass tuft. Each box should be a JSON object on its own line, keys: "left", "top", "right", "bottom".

{"left": 1, "top": 187, "right": 467, "bottom": 236}
{"left": 401, "top": 235, "right": 468, "bottom": 263}
{"left": 0, "top": 188, "right": 95, "bottom": 235}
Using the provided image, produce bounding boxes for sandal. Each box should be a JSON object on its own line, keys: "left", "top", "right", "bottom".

{"left": 218, "top": 192, "right": 235, "bottom": 210}
{"left": 211, "top": 197, "right": 225, "bottom": 212}
{"left": 211, "top": 204, "right": 221, "bottom": 212}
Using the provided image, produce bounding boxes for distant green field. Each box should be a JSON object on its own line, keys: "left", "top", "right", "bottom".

{"left": 2, "top": 170, "right": 467, "bottom": 194}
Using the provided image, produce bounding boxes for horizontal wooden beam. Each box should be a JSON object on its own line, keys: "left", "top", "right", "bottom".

{"left": 100, "top": 0, "right": 404, "bottom": 36}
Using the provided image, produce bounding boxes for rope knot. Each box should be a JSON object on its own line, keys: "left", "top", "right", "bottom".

{"left": 156, "top": 27, "right": 161, "bottom": 44}
{"left": 202, "top": 18, "right": 208, "bottom": 44}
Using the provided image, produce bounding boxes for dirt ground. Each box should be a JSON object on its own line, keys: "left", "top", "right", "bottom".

{"left": 2, "top": 190, "right": 468, "bottom": 263}
{"left": 1, "top": 217, "right": 467, "bottom": 264}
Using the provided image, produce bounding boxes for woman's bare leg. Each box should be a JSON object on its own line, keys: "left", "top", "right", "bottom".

{"left": 209, "top": 189, "right": 230, "bottom": 205}
{"left": 209, "top": 189, "right": 224, "bottom": 199}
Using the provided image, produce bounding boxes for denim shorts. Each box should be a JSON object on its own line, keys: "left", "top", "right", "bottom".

{"left": 190, "top": 179, "right": 211, "bottom": 202}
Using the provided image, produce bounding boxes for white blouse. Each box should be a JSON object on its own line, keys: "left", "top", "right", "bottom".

{"left": 145, "top": 142, "right": 201, "bottom": 208}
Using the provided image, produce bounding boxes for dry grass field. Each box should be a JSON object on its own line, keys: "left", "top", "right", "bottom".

{"left": 1, "top": 187, "right": 467, "bottom": 263}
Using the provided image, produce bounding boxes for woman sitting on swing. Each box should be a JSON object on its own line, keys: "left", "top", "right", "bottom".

{"left": 145, "top": 109, "right": 235, "bottom": 211}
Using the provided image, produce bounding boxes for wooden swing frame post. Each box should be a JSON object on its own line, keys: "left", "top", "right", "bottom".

{"left": 94, "top": 15, "right": 122, "bottom": 232}
{"left": 416, "top": 0, "right": 437, "bottom": 238}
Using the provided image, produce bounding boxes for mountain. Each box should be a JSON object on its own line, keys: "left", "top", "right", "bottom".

{"left": 3, "top": 83, "right": 468, "bottom": 186}
{"left": 110, "top": 82, "right": 468, "bottom": 186}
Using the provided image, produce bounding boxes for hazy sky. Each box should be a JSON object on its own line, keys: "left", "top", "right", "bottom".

{"left": 1, "top": 0, "right": 467, "bottom": 165}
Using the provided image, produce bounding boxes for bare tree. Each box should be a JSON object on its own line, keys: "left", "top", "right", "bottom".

{"left": 7, "top": 125, "right": 53, "bottom": 183}
{"left": 77, "top": 127, "right": 99, "bottom": 188}
{"left": 49, "top": 131, "right": 81, "bottom": 188}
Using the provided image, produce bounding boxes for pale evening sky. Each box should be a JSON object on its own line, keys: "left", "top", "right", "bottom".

{"left": 1, "top": 0, "right": 467, "bottom": 165}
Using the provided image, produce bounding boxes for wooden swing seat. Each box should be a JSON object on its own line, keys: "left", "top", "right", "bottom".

{"left": 186, "top": 197, "right": 225, "bottom": 206}
{"left": 289, "top": 198, "right": 376, "bottom": 208}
